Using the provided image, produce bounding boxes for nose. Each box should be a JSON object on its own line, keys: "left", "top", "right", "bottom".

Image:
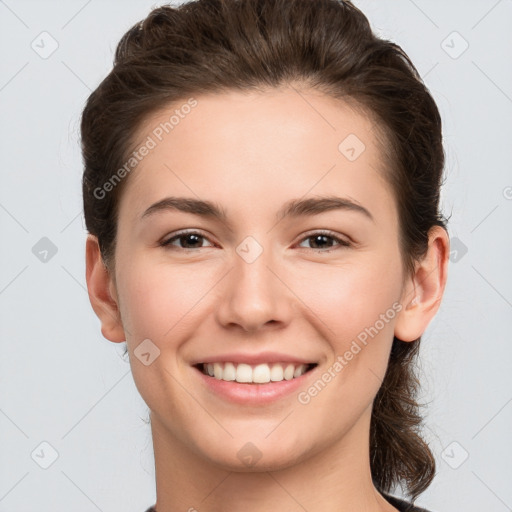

{"left": 215, "top": 241, "right": 292, "bottom": 333}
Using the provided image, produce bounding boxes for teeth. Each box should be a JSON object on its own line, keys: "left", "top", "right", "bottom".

{"left": 252, "top": 364, "right": 270, "bottom": 383}
{"left": 223, "top": 362, "right": 236, "bottom": 381}
{"left": 201, "top": 362, "right": 312, "bottom": 383}
{"left": 270, "top": 364, "right": 284, "bottom": 381}
{"left": 293, "top": 365, "right": 304, "bottom": 378}
{"left": 213, "top": 362, "right": 223, "bottom": 379}
{"left": 236, "top": 363, "right": 253, "bottom": 383}
{"left": 284, "top": 364, "right": 295, "bottom": 380}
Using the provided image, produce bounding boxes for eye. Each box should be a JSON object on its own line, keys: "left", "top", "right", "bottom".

{"left": 159, "top": 229, "right": 351, "bottom": 252}
{"left": 296, "top": 231, "right": 351, "bottom": 252}
{"left": 160, "top": 230, "right": 215, "bottom": 250}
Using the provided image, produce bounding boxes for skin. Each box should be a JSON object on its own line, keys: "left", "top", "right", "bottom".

{"left": 86, "top": 86, "right": 449, "bottom": 512}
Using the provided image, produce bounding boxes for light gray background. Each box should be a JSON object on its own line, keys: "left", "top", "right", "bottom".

{"left": 1, "top": 0, "right": 511, "bottom": 511}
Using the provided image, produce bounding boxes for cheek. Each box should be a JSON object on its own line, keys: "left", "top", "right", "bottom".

{"left": 116, "top": 255, "right": 226, "bottom": 348}
{"left": 116, "top": 261, "right": 177, "bottom": 340}
{"left": 288, "top": 256, "right": 401, "bottom": 404}
{"left": 292, "top": 262, "right": 401, "bottom": 427}
{"left": 115, "top": 259, "right": 210, "bottom": 416}
{"left": 288, "top": 255, "right": 402, "bottom": 344}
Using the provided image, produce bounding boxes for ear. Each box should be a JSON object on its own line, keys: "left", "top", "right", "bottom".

{"left": 85, "top": 234, "right": 126, "bottom": 343}
{"left": 394, "top": 225, "right": 450, "bottom": 342}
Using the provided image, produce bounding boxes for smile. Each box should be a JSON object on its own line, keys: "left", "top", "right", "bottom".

{"left": 196, "top": 361, "right": 317, "bottom": 384}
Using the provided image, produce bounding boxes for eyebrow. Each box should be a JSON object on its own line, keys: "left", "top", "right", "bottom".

{"left": 140, "top": 195, "right": 374, "bottom": 224}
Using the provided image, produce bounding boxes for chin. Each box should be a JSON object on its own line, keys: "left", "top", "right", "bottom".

{"left": 214, "top": 452, "right": 306, "bottom": 473}
{"left": 197, "top": 436, "right": 312, "bottom": 473}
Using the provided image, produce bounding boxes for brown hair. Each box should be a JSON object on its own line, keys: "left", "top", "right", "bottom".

{"left": 81, "top": 0, "right": 448, "bottom": 502}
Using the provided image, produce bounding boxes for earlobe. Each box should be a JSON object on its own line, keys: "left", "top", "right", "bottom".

{"left": 394, "top": 226, "right": 450, "bottom": 342}
{"left": 85, "top": 235, "right": 126, "bottom": 343}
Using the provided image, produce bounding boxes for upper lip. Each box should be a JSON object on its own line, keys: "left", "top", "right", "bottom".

{"left": 190, "top": 351, "right": 318, "bottom": 366}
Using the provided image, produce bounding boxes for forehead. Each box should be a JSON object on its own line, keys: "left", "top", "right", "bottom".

{"left": 119, "top": 87, "right": 395, "bottom": 225}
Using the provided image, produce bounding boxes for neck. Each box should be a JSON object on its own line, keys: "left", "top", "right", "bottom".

{"left": 149, "top": 407, "right": 398, "bottom": 512}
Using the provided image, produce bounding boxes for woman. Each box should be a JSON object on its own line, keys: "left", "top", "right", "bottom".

{"left": 81, "top": 0, "right": 450, "bottom": 510}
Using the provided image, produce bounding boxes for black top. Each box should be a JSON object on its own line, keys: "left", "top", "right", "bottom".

{"left": 383, "top": 493, "right": 433, "bottom": 511}
{"left": 144, "top": 493, "right": 432, "bottom": 511}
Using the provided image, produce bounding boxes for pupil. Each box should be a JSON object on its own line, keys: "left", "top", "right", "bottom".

{"left": 312, "top": 235, "right": 330, "bottom": 248}
{"left": 184, "top": 234, "right": 201, "bottom": 247}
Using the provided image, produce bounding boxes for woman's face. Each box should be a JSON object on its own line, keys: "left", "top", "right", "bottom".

{"left": 112, "top": 87, "right": 408, "bottom": 470}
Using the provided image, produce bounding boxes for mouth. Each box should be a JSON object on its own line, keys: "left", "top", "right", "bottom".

{"left": 194, "top": 361, "right": 318, "bottom": 384}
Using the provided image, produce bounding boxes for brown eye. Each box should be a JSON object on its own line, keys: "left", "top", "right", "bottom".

{"left": 297, "top": 231, "right": 351, "bottom": 252}
{"left": 161, "top": 231, "right": 214, "bottom": 250}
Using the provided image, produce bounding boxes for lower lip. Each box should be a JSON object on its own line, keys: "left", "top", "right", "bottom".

{"left": 193, "top": 366, "right": 317, "bottom": 405}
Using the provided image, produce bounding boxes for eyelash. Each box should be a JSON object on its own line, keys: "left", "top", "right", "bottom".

{"left": 159, "top": 230, "right": 351, "bottom": 253}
